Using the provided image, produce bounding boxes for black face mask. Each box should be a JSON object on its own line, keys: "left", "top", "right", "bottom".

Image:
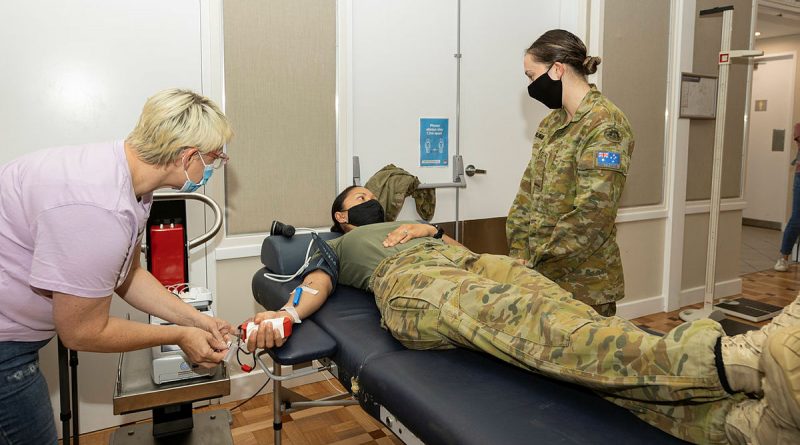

{"left": 347, "top": 199, "right": 385, "bottom": 227}
{"left": 527, "top": 65, "right": 563, "bottom": 109}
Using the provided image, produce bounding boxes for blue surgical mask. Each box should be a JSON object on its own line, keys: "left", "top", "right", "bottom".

{"left": 177, "top": 154, "right": 214, "bottom": 193}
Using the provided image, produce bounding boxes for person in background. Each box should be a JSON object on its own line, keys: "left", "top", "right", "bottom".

{"left": 506, "top": 29, "right": 634, "bottom": 316}
{"left": 774, "top": 122, "right": 800, "bottom": 272}
{"left": 0, "top": 89, "right": 234, "bottom": 444}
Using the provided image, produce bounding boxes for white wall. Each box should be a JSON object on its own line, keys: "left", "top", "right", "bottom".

{"left": 0, "top": 0, "right": 210, "bottom": 436}
{"left": 0, "top": 1, "right": 202, "bottom": 162}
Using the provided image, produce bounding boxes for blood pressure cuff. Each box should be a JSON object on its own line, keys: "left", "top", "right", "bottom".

{"left": 301, "top": 233, "right": 339, "bottom": 288}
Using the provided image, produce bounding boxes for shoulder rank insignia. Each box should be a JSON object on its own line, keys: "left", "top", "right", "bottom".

{"left": 596, "top": 151, "right": 621, "bottom": 169}
{"left": 604, "top": 128, "right": 622, "bottom": 143}
{"left": 535, "top": 131, "right": 545, "bottom": 140}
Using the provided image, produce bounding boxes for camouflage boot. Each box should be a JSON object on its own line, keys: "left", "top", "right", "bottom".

{"left": 726, "top": 326, "right": 800, "bottom": 444}
{"left": 724, "top": 399, "right": 800, "bottom": 445}
{"left": 721, "top": 296, "right": 800, "bottom": 394}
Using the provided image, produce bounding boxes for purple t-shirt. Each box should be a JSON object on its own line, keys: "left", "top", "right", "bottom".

{"left": 0, "top": 141, "right": 152, "bottom": 341}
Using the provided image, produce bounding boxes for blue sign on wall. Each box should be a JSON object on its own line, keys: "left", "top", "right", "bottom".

{"left": 420, "top": 118, "right": 448, "bottom": 167}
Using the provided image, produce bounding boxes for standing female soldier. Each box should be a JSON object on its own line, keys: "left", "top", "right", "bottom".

{"left": 507, "top": 29, "right": 634, "bottom": 316}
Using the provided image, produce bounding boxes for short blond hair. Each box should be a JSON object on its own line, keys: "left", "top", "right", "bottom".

{"left": 126, "top": 89, "right": 233, "bottom": 166}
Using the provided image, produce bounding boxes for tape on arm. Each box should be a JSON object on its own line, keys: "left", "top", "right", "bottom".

{"left": 280, "top": 305, "right": 302, "bottom": 323}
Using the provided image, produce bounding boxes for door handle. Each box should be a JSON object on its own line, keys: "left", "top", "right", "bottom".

{"left": 465, "top": 165, "right": 487, "bottom": 177}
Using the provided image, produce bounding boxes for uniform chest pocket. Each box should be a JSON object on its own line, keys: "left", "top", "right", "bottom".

{"left": 531, "top": 142, "right": 547, "bottom": 190}
{"left": 536, "top": 149, "right": 577, "bottom": 215}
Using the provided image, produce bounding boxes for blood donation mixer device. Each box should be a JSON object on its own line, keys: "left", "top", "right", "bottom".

{"left": 143, "top": 193, "right": 224, "bottom": 384}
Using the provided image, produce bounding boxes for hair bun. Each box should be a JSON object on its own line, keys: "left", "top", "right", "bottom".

{"left": 582, "top": 56, "right": 601, "bottom": 75}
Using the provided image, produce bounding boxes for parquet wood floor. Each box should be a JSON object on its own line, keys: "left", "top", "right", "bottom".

{"left": 65, "top": 264, "right": 800, "bottom": 444}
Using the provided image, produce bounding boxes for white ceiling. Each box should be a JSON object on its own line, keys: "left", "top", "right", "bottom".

{"left": 756, "top": 0, "right": 800, "bottom": 40}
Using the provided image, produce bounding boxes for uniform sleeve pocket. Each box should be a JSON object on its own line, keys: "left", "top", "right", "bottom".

{"left": 577, "top": 148, "right": 630, "bottom": 175}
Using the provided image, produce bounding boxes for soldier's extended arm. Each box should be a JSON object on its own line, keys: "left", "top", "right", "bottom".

{"left": 506, "top": 159, "right": 534, "bottom": 260}
{"left": 276, "top": 270, "right": 334, "bottom": 321}
{"left": 533, "top": 125, "right": 632, "bottom": 280}
{"left": 249, "top": 270, "right": 334, "bottom": 351}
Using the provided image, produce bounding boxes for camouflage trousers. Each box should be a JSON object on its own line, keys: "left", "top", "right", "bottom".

{"left": 370, "top": 243, "right": 741, "bottom": 445}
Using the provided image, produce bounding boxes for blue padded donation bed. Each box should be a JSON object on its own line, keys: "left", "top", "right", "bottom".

{"left": 251, "top": 233, "right": 689, "bottom": 445}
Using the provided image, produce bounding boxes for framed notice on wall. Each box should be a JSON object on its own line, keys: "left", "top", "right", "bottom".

{"left": 680, "top": 73, "right": 718, "bottom": 119}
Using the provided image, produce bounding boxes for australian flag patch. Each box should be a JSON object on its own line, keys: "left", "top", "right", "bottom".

{"left": 596, "top": 151, "right": 621, "bottom": 168}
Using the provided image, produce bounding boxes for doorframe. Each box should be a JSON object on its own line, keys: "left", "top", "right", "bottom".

{"left": 198, "top": 0, "right": 225, "bottom": 305}
{"left": 661, "top": 0, "right": 696, "bottom": 312}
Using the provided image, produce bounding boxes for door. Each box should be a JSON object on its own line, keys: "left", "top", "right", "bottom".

{"left": 349, "top": 0, "right": 581, "bottom": 250}
{"left": 744, "top": 53, "right": 797, "bottom": 227}
{"left": 350, "top": 0, "right": 458, "bottom": 221}
{"left": 458, "top": 0, "right": 578, "bottom": 226}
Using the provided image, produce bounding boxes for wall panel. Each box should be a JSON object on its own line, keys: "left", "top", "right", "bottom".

{"left": 223, "top": 0, "right": 337, "bottom": 234}
{"left": 603, "top": 0, "right": 670, "bottom": 207}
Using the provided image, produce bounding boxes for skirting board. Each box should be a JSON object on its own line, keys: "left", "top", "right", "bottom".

{"left": 742, "top": 217, "right": 781, "bottom": 231}
{"left": 678, "top": 278, "right": 743, "bottom": 308}
{"left": 615, "top": 278, "right": 743, "bottom": 320}
{"left": 616, "top": 295, "right": 667, "bottom": 320}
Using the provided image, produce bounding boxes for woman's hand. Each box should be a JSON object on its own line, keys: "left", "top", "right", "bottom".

{"left": 193, "top": 314, "right": 232, "bottom": 345}
{"left": 177, "top": 326, "right": 227, "bottom": 368}
{"left": 383, "top": 224, "right": 436, "bottom": 247}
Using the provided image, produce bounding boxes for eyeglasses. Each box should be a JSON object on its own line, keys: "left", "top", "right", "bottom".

{"left": 201, "top": 151, "right": 229, "bottom": 169}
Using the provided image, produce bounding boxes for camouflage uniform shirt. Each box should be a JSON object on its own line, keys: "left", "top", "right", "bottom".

{"left": 323, "top": 221, "right": 444, "bottom": 291}
{"left": 506, "top": 86, "right": 634, "bottom": 308}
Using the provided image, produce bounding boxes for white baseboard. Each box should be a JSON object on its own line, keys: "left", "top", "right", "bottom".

{"left": 678, "top": 278, "right": 742, "bottom": 307}
{"left": 616, "top": 295, "right": 666, "bottom": 319}
{"left": 616, "top": 278, "right": 743, "bottom": 320}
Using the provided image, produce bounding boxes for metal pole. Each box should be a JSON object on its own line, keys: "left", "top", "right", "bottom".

{"left": 70, "top": 349, "right": 80, "bottom": 444}
{"left": 454, "top": 0, "right": 462, "bottom": 242}
{"left": 273, "top": 364, "right": 282, "bottom": 445}
{"left": 57, "top": 338, "right": 71, "bottom": 445}
{"left": 702, "top": 8, "right": 733, "bottom": 312}
{"left": 680, "top": 6, "right": 761, "bottom": 322}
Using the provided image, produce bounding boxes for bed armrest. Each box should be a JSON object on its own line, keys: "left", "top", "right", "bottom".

{"left": 254, "top": 232, "right": 342, "bottom": 365}
{"left": 264, "top": 319, "right": 337, "bottom": 365}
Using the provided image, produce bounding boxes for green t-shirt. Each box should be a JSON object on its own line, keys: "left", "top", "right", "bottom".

{"left": 324, "top": 221, "right": 444, "bottom": 291}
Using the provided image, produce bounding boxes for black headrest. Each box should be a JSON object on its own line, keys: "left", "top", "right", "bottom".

{"left": 260, "top": 232, "right": 341, "bottom": 274}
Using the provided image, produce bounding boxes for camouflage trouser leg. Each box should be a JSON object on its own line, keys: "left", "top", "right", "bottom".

{"left": 370, "top": 243, "right": 739, "bottom": 444}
